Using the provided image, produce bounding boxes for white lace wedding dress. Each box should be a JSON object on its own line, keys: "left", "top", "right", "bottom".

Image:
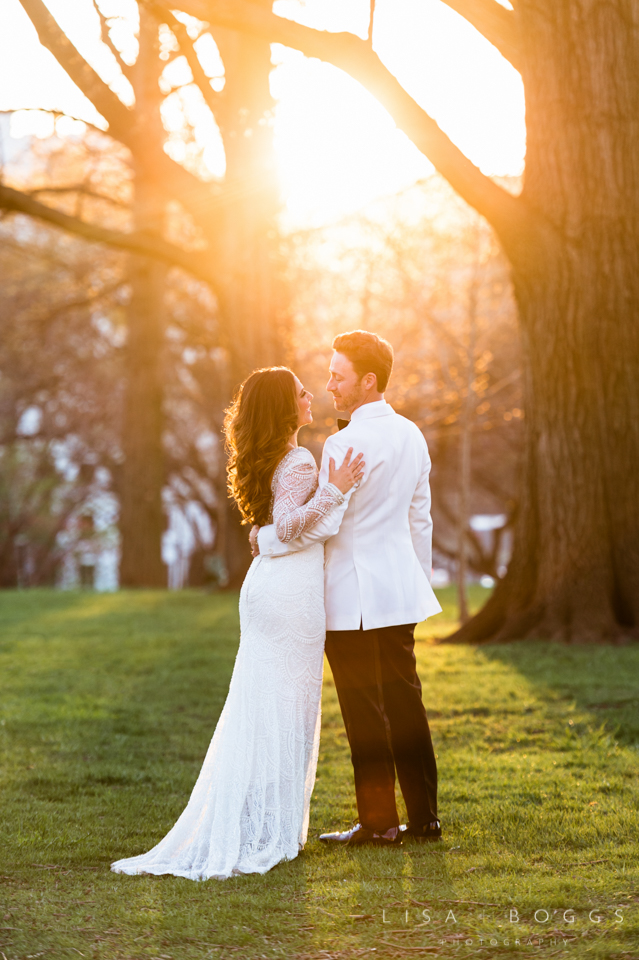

{"left": 111, "top": 447, "right": 344, "bottom": 881}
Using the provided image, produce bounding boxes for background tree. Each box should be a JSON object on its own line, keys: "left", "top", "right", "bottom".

{"left": 0, "top": 126, "right": 234, "bottom": 591}
{"left": 161, "top": 0, "right": 639, "bottom": 643}
{"left": 0, "top": 0, "right": 286, "bottom": 588}
{"left": 0, "top": 200, "right": 122, "bottom": 586}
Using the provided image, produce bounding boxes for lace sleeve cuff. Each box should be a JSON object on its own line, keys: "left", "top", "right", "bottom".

{"left": 324, "top": 482, "right": 346, "bottom": 505}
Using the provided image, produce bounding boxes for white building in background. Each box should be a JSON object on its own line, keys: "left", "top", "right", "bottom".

{"left": 60, "top": 493, "right": 214, "bottom": 591}
{"left": 59, "top": 491, "right": 119, "bottom": 591}
{"left": 469, "top": 513, "right": 512, "bottom": 579}
{"left": 431, "top": 513, "right": 513, "bottom": 589}
{"left": 162, "top": 499, "right": 214, "bottom": 590}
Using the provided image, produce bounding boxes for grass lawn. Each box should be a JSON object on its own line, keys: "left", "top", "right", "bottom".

{"left": 0, "top": 587, "right": 637, "bottom": 960}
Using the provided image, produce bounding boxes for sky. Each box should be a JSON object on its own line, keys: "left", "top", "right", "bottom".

{"left": 0, "top": 0, "right": 525, "bottom": 228}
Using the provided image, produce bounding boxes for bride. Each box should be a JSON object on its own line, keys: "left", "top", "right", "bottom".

{"left": 111, "top": 367, "right": 363, "bottom": 881}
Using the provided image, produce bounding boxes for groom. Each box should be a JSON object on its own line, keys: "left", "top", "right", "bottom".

{"left": 256, "top": 330, "right": 442, "bottom": 846}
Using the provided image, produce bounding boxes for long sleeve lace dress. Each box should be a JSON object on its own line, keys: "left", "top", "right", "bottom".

{"left": 111, "top": 447, "right": 344, "bottom": 880}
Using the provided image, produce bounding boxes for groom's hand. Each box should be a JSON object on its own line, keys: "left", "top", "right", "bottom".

{"left": 329, "top": 447, "right": 365, "bottom": 494}
{"left": 249, "top": 525, "right": 260, "bottom": 557}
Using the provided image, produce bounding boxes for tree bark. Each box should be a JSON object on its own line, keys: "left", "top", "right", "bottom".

{"left": 450, "top": 0, "right": 639, "bottom": 643}
{"left": 118, "top": 8, "right": 167, "bottom": 588}
{"left": 210, "top": 13, "right": 282, "bottom": 385}
{"left": 457, "top": 277, "right": 477, "bottom": 624}
{"left": 208, "top": 12, "right": 285, "bottom": 586}
{"left": 0, "top": 537, "right": 19, "bottom": 588}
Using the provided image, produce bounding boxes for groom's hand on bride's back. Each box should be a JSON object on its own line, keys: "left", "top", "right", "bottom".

{"left": 328, "top": 447, "right": 365, "bottom": 494}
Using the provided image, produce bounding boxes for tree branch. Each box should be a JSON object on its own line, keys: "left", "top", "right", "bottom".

{"left": 18, "top": 0, "right": 134, "bottom": 142}
{"left": 157, "top": 0, "right": 530, "bottom": 249}
{"left": 368, "top": 0, "right": 376, "bottom": 46}
{"left": 439, "top": 0, "right": 520, "bottom": 71}
{"left": 30, "top": 184, "right": 130, "bottom": 210}
{"left": 29, "top": 280, "right": 127, "bottom": 331}
{"left": 4, "top": 108, "right": 111, "bottom": 139}
{"left": 17, "top": 0, "right": 227, "bottom": 242}
{"left": 91, "top": 0, "right": 135, "bottom": 81}
{"left": 147, "top": 2, "right": 225, "bottom": 123}
{"left": 0, "top": 183, "right": 219, "bottom": 289}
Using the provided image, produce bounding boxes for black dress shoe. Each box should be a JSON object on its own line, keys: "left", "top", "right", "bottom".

{"left": 400, "top": 820, "right": 442, "bottom": 842}
{"left": 319, "top": 823, "right": 403, "bottom": 847}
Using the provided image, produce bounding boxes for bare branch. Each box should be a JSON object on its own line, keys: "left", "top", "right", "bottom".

{"left": 17, "top": 1, "right": 227, "bottom": 241}
{"left": 368, "top": 0, "right": 376, "bottom": 46}
{"left": 30, "top": 184, "right": 130, "bottom": 210}
{"left": 439, "top": 0, "right": 520, "bottom": 72}
{"left": 147, "top": 2, "right": 224, "bottom": 123}
{"left": 3, "top": 108, "right": 110, "bottom": 138}
{"left": 26, "top": 280, "right": 128, "bottom": 332}
{"left": 91, "top": 0, "right": 134, "bottom": 81}
{"left": 0, "top": 183, "right": 219, "bottom": 289}
{"left": 155, "top": 0, "right": 531, "bottom": 250}
{"left": 18, "top": 0, "right": 134, "bottom": 142}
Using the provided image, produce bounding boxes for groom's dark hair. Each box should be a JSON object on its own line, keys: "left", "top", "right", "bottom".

{"left": 332, "top": 330, "right": 394, "bottom": 392}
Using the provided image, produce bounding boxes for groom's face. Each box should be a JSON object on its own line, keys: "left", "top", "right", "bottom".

{"left": 327, "top": 351, "right": 365, "bottom": 414}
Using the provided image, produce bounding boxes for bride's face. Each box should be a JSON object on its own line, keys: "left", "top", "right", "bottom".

{"left": 294, "top": 375, "right": 313, "bottom": 428}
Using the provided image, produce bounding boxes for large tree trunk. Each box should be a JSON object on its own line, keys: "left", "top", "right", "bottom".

{"left": 210, "top": 15, "right": 284, "bottom": 587}
{"left": 117, "top": 10, "right": 285, "bottom": 589}
{"left": 451, "top": 0, "right": 639, "bottom": 643}
{"left": 118, "top": 251, "right": 167, "bottom": 587}
{"left": 212, "top": 15, "right": 283, "bottom": 384}
{"left": 456, "top": 276, "right": 477, "bottom": 625}
{"left": 118, "top": 8, "right": 167, "bottom": 588}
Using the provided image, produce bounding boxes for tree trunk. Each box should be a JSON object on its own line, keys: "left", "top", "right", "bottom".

{"left": 118, "top": 8, "right": 167, "bottom": 588}
{"left": 0, "top": 536, "right": 19, "bottom": 588}
{"left": 450, "top": 0, "right": 639, "bottom": 643}
{"left": 118, "top": 251, "right": 167, "bottom": 587}
{"left": 457, "top": 278, "right": 477, "bottom": 624}
{"left": 211, "top": 15, "right": 282, "bottom": 384}
{"left": 210, "top": 16, "right": 284, "bottom": 585}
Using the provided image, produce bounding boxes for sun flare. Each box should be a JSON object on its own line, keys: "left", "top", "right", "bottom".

{"left": 1, "top": 0, "right": 525, "bottom": 229}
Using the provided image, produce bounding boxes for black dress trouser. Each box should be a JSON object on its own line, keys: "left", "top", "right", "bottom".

{"left": 324, "top": 622, "right": 438, "bottom": 833}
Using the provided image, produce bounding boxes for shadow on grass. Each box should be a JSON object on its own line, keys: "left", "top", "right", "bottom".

{"left": 482, "top": 641, "right": 639, "bottom": 747}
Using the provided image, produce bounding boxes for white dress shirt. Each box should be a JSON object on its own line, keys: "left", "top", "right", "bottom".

{"left": 257, "top": 400, "right": 442, "bottom": 630}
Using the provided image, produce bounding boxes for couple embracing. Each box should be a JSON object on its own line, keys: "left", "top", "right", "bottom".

{"left": 112, "top": 330, "right": 442, "bottom": 881}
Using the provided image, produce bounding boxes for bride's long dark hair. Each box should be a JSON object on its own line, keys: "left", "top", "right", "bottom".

{"left": 224, "top": 367, "right": 299, "bottom": 526}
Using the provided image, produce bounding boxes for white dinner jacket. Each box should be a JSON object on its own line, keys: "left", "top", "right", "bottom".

{"left": 257, "top": 400, "right": 442, "bottom": 631}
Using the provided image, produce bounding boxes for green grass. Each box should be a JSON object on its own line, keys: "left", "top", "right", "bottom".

{"left": 0, "top": 588, "right": 638, "bottom": 960}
